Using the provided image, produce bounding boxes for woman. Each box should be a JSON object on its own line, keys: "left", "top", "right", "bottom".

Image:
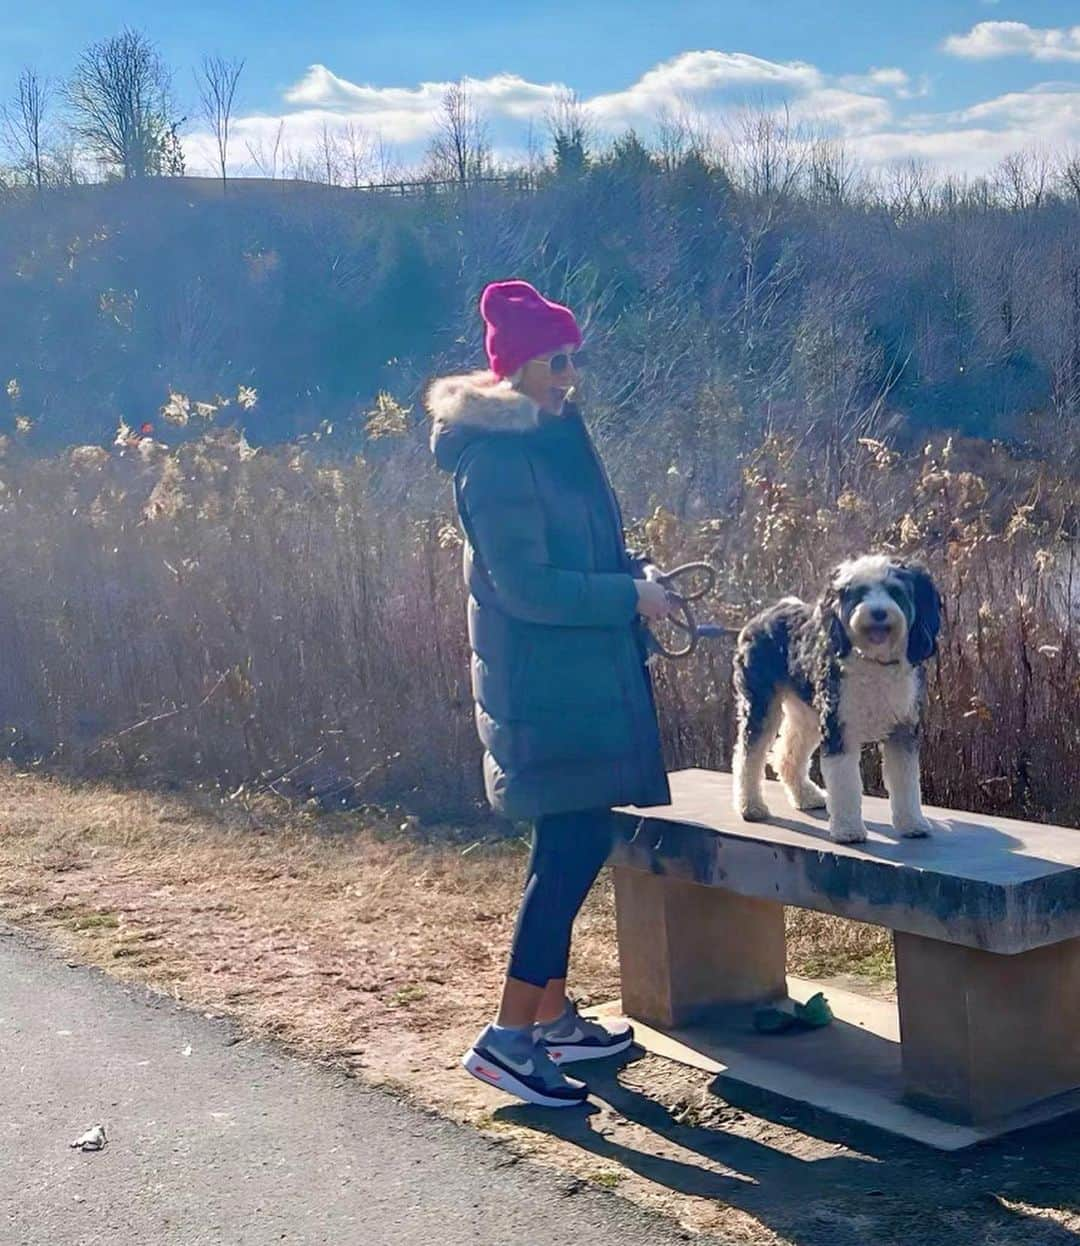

{"left": 425, "top": 280, "right": 673, "bottom": 1108}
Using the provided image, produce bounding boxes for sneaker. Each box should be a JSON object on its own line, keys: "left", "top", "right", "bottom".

{"left": 461, "top": 1023, "right": 589, "bottom": 1108}
{"left": 536, "top": 999, "right": 635, "bottom": 1064}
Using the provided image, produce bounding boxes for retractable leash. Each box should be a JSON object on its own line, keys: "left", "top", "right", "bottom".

{"left": 645, "top": 562, "right": 740, "bottom": 660}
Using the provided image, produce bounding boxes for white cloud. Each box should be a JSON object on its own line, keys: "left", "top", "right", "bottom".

{"left": 960, "top": 84, "right": 1080, "bottom": 128}
{"left": 284, "top": 64, "right": 562, "bottom": 129}
{"left": 837, "top": 67, "right": 908, "bottom": 93}
{"left": 183, "top": 50, "right": 886, "bottom": 176}
{"left": 905, "top": 82, "right": 1080, "bottom": 139}
{"left": 785, "top": 87, "right": 894, "bottom": 134}
{"left": 586, "top": 50, "right": 822, "bottom": 128}
{"left": 849, "top": 83, "right": 1080, "bottom": 177}
{"left": 837, "top": 67, "right": 930, "bottom": 100}
{"left": 279, "top": 52, "right": 827, "bottom": 139}
{"left": 944, "top": 21, "right": 1080, "bottom": 62}
{"left": 850, "top": 127, "right": 1027, "bottom": 176}
{"left": 272, "top": 51, "right": 872, "bottom": 146}
{"left": 178, "top": 45, "right": 1080, "bottom": 181}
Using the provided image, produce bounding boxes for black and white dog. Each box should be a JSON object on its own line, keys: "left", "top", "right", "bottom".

{"left": 732, "top": 556, "right": 942, "bottom": 843}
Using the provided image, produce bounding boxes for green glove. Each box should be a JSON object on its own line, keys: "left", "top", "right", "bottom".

{"left": 752, "top": 992, "right": 833, "bottom": 1035}
{"left": 793, "top": 991, "right": 833, "bottom": 1028}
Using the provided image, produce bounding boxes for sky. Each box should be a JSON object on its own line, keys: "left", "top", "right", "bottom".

{"left": 5, "top": 1, "right": 1080, "bottom": 178}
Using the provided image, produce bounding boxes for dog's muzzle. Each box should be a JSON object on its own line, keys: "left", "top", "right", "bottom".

{"left": 851, "top": 603, "right": 905, "bottom": 653}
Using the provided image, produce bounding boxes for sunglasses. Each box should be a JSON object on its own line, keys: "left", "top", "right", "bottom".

{"left": 542, "top": 349, "right": 587, "bottom": 375}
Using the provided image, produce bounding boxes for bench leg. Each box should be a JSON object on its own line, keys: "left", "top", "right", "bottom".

{"left": 612, "top": 866, "right": 787, "bottom": 1028}
{"left": 895, "top": 931, "right": 1080, "bottom": 1123}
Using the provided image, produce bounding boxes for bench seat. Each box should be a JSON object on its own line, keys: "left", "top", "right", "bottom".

{"left": 611, "top": 769, "right": 1080, "bottom": 1127}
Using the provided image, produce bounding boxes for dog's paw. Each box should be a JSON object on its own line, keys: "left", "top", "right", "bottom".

{"left": 898, "top": 816, "right": 933, "bottom": 839}
{"left": 738, "top": 801, "right": 771, "bottom": 823}
{"left": 829, "top": 821, "right": 869, "bottom": 844}
{"left": 791, "top": 783, "right": 828, "bottom": 812}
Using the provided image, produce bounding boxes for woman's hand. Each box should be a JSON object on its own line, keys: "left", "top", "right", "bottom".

{"left": 635, "top": 578, "right": 675, "bottom": 621}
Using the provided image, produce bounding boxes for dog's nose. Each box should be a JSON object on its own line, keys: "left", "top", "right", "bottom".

{"left": 871, "top": 607, "right": 890, "bottom": 623}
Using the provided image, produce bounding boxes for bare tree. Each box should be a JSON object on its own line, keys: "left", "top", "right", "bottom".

{"left": 283, "top": 143, "right": 318, "bottom": 183}
{"left": 547, "top": 89, "right": 591, "bottom": 176}
{"left": 372, "top": 131, "right": 400, "bottom": 184}
{"left": 655, "top": 105, "right": 693, "bottom": 173}
{"left": 46, "top": 136, "right": 82, "bottom": 187}
{"left": 522, "top": 119, "right": 544, "bottom": 183}
{"left": 723, "top": 107, "right": 807, "bottom": 372}
{"left": 340, "top": 121, "right": 370, "bottom": 188}
{"left": 807, "top": 138, "right": 861, "bottom": 206}
{"left": 968, "top": 175, "right": 995, "bottom": 214}
{"left": 195, "top": 54, "right": 243, "bottom": 191}
{"left": 316, "top": 121, "right": 341, "bottom": 185}
{"left": 425, "top": 82, "right": 490, "bottom": 184}
{"left": 882, "top": 159, "right": 936, "bottom": 223}
{"left": 727, "top": 106, "right": 806, "bottom": 201}
{"left": 246, "top": 119, "right": 285, "bottom": 180}
{"left": 1057, "top": 149, "right": 1080, "bottom": 207}
{"left": 994, "top": 149, "right": 1051, "bottom": 211}
{"left": 2, "top": 68, "right": 52, "bottom": 191}
{"left": 66, "top": 29, "right": 182, "bottom": 179}
{"left": 654, "top": 100, "right": 720, "bottom": 174}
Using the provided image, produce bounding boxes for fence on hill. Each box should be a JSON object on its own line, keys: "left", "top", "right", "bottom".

{"left": 352, "top": 174, "right": 537, "bottom": 197}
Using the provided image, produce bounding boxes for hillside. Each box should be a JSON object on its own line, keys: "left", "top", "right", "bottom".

{"left": 3, "top": 159, "right": 1079, "bottom": 492}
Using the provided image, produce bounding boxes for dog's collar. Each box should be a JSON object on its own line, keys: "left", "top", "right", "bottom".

{"left": 851, "top": 651, "right": 903, "bottom": 667}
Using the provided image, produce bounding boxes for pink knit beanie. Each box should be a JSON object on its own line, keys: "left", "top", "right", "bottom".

{"left": 479, "top": 280, "right": 582, "bottom": 378}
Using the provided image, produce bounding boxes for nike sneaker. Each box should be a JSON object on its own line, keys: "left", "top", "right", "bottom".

{"left": 461, "top": 1022, "right": 588, "bottom": 1107}
{"left": 536, "top": 999, "right": 634, "bottom": 1064}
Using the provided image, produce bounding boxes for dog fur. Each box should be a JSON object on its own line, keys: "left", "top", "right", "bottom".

{"left": 732, "top": 555, "right": 942, "bottom": 843}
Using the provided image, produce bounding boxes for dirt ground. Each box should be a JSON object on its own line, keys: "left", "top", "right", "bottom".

{"left": 1, "top": 765, "right": 1079, "bottom": 1245}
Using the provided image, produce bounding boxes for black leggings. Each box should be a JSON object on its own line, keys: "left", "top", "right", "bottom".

{"left": 507, "top": 809, "right": 614, "bottom": 988}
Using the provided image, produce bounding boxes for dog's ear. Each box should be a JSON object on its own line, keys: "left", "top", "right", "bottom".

{"left": 896, "top": 561, "right": 942, "bottom": 663}
{"left": 820, "top": 579, "right": 852, "bottom": 659}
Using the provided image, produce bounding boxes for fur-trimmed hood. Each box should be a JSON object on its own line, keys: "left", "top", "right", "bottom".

{"left": 424, "top": 370, "right": 540, "bottom": 473}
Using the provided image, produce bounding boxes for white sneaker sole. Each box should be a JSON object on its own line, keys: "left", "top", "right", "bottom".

{"left": 545, "top": 1032, "right": 634, "bottom": 1064}
{"left": 461, "top": 1049, "right": 588, "bottom": 1108}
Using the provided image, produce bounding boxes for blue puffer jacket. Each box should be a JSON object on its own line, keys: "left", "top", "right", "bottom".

{"left": 426, "top": 371, "right": 671, "bottom": 820}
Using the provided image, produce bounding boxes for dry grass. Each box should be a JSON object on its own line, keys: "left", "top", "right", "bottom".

{"left": 786, "top": 908, "right": 894, "bottom": 986}
{"left": 0, "top": 768, "right": 526, "bottom": 1064}
{"left": 0, "top": 763, "right": 887, "bottom": 1072}
{"left": 0, "top": 762, "right": 891, "bottom": 1239}
{"left": 0, "top": 425, "right": 1077, "bottom": 836}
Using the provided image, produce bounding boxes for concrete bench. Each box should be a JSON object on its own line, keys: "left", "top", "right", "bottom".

{"left": 611, "top": 769, "right": 1080, "bottom": 1137}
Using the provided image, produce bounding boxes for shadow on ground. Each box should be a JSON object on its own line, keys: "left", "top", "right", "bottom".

{"left": 496, "top": 1048, "right": 1080, "bottom": 1246}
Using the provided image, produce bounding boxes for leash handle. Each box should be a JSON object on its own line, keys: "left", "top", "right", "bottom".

{"left": 648, "top": 562, "right": 719, "bottom": 660}
{"left": 654, "top": 561, "right": 717, "bottom": 604}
